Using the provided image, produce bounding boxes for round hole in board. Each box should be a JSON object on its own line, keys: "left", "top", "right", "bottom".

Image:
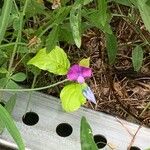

{"left": 94, "top": 134, "right": 107, "bottom": 149}
{"left": 0, "top": 102, "right": 5, "bottom": 107}
{"left": 130, "top": 146, "right": 141, "bottom": 150}
{"left": 22, "top": 112, "right": 39, "bottom": 126}
{"left": 56, "top": 123, "right": 73, "bottom": 137}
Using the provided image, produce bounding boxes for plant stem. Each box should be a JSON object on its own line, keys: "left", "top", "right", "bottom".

{"left": 0, "top": 42, "right": 27, "bottom": 48}
{"left": 8, "top": 0, "right": 29, "bottom": 73}
{"left": 139, "top": 100, "right": 150, "bottom": 117}
{"left": 25, "top": 75, "right": 37, "bottom": 113}
{"left": 0, "top": 79, "right": 68, "bottom": 92}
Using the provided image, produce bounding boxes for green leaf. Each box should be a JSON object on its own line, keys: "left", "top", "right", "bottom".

{"left": 70, "top": 3, "right": 82, "bottom": 48}
{"left": 28, "top": 46, "right": 70, "bottom": 75}
{"left": 11, "top": 72, "right": 27, "bottom": 82}
{"left": 26, "top": 0, "right": 45, "bottom": 18}
{"left": 0, "top": 105, "right": 25, "bottom": 150}
{"left": 80, "top": 116, "right": 98, "bottom": 150}
{"left": 6, "top": 80, "right": 20, "bottom": 89}
{"left": 0, "top": 67, "right": 8, "bottom": 74}
{"left": 5, "top": 94, "right": 16, "bottom": 114}
{"left": 82, "top": 9, "right": 112, "bottom": 34}
{"left": 0, "top": 94, "right": 16, "bottom": 133}
{"left": 79, "top": 58, "right": 90, "bottom": 67}
{"left": 132, "top": 46, "right": 143, "bottom": 72}
{"left": 60, "top": 83, "right": 86, "bottom": 112}
{"left": 105, "top": 32, "right": 117, "bottom": 65}
{"left": 0, "top": 0, "right": 13, "bottom": 44}
{"left": 98, "top": 0, "right": 107, "bottom": 26}
{"left": 146, "top": 0, "right": 150, "bottom": 6}
{"left": 59, "top": 23, "right": 74, "bottom": 44}
{"left": 137, "top": 0, "right": 150, "bottom": 32}
{"left": 0, "top": 78, "right": 8, "bottom": 88}
{"left": 53, "top": 6, "right": 71, "bottom": 25}
{"left": 46, "top": 25, "right": 59, "bottom": 53}
{"left": 28, "top": 65, "right": 41, "bottom": 76}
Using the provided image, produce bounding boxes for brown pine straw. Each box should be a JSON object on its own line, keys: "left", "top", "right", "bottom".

{"left": 116, "top": 117, "right": 143, "bottom": 150}
{"left": 116, "top": 117, "right": 133, "bottom": 137}
{"left": 127, "top": 124, "right": 142, "bottom": 150}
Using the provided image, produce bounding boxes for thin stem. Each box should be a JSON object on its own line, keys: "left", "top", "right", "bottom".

{"left": 0, "top": 79, "right": 68, "bottom": 92}
{"left": 0, "top": 42, "right": 27, "bottom": 48}
{"left": 25, "top": 75, "right": 37, "bottom": 113}
{"left": 38, "top": 24, "right": 53, "bottom": 38}
{"left": 139, "top": 100, "right": 150, "bottom": 117}
{"left": 12, "top": 53, "right": 28, "bottom": 72}
{"left": 8, "top": 0, "right": 29, "bottom": 73}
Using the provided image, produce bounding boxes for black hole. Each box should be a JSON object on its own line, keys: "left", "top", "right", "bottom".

{"left": 130, "top": 146, "right": 141, "bottom": 150}
{"left": 94, "top": 134, "right": 107, "bottom": 149}
{"left": 56, "top": 123, "right": 73, "bottom": 137}
{"left": 0, "top": 143, "right": 16, "bottom": 150}
{"left": 0, "top": 102, "right": 5, "bottom": 107}
{"left": 22, "top": 112, "right": 39, "bottom": 126}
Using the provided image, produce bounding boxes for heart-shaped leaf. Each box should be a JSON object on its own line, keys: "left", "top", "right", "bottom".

{"left": 60, "top": 83, "right": 86, "bottom": 112}
{"left": 28, "top": 46, "right": 70, "bottom": 75}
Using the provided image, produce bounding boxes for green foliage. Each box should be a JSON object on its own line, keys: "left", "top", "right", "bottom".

{"left": 0, "top": 0, "right": 13, "bottom": 44}
{"left": 0, "top": 94, "right": 16, "bottom": 133}
{"left": 25, "top": 0, "right": 45, "bottom": 18}
{"left": 79, "top": 58, "right": 90, "bottom": 67}
{"left": 80, "top": 116, "right": 98, "bottom": 150}
{"left": 137, "top": 0, "right": 150, "bottom": 32}
{"left": 132, "top": 46, "right": 143, "bottom": 72}
{"left": 70, "top": 1, "right": 82, "bottom": 48}
{"left": 46, "top": 25, "right": 59, "bottom": 52}
{"left": 60, "top": 83, "right": 86, "bottom": 112}
{"left": 28, "top": 46, "right": 70, "bottom": 75}
{"left": 98, "top": 0, "right": 107, "bottom": 27}
{"left": 105, "top": 32, "right": 118, "bottom": 65}
{"left": 0, "top": 104, "right": 25, "bottom": 150}
{"left": 113, "top": 0, "right": 137, "bottom": 6}
{"left": 11, "top": 72, "right": 27, "bottom": 82}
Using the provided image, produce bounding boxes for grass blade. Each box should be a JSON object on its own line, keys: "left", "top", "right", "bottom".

{"left": 0, "top": 94, "right": 16, "bottom": 133}
{"left": 0, "top": 0, "right": 13, "bottom": 44}
{"left": 80, "top": 116, "right": 98, "bottom": 150}
{"left": 137, "top": 0, "right": 150, "bottom": 32}
{"left": 0, "top": 104, "right": 25, "bottom": 150}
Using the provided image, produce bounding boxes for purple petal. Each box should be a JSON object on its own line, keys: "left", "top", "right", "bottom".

{"left": 80, "top": 67, "right": 92, "bottom": 78}
{"left": 82, "top": 86, "right": 96, "bottom": 104}
{"left": 77, "top": 76, "right": 85, "bottom": 83}
{"left": 67, "top": 64, "right": 92, "bottom": 83}
{"left": 67, "top": 64, "right": 80, "bottom": 81}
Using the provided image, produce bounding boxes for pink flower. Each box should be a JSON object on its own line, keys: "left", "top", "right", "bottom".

{"left": 67, "top": 64, "right": 92, "bottom": 83}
